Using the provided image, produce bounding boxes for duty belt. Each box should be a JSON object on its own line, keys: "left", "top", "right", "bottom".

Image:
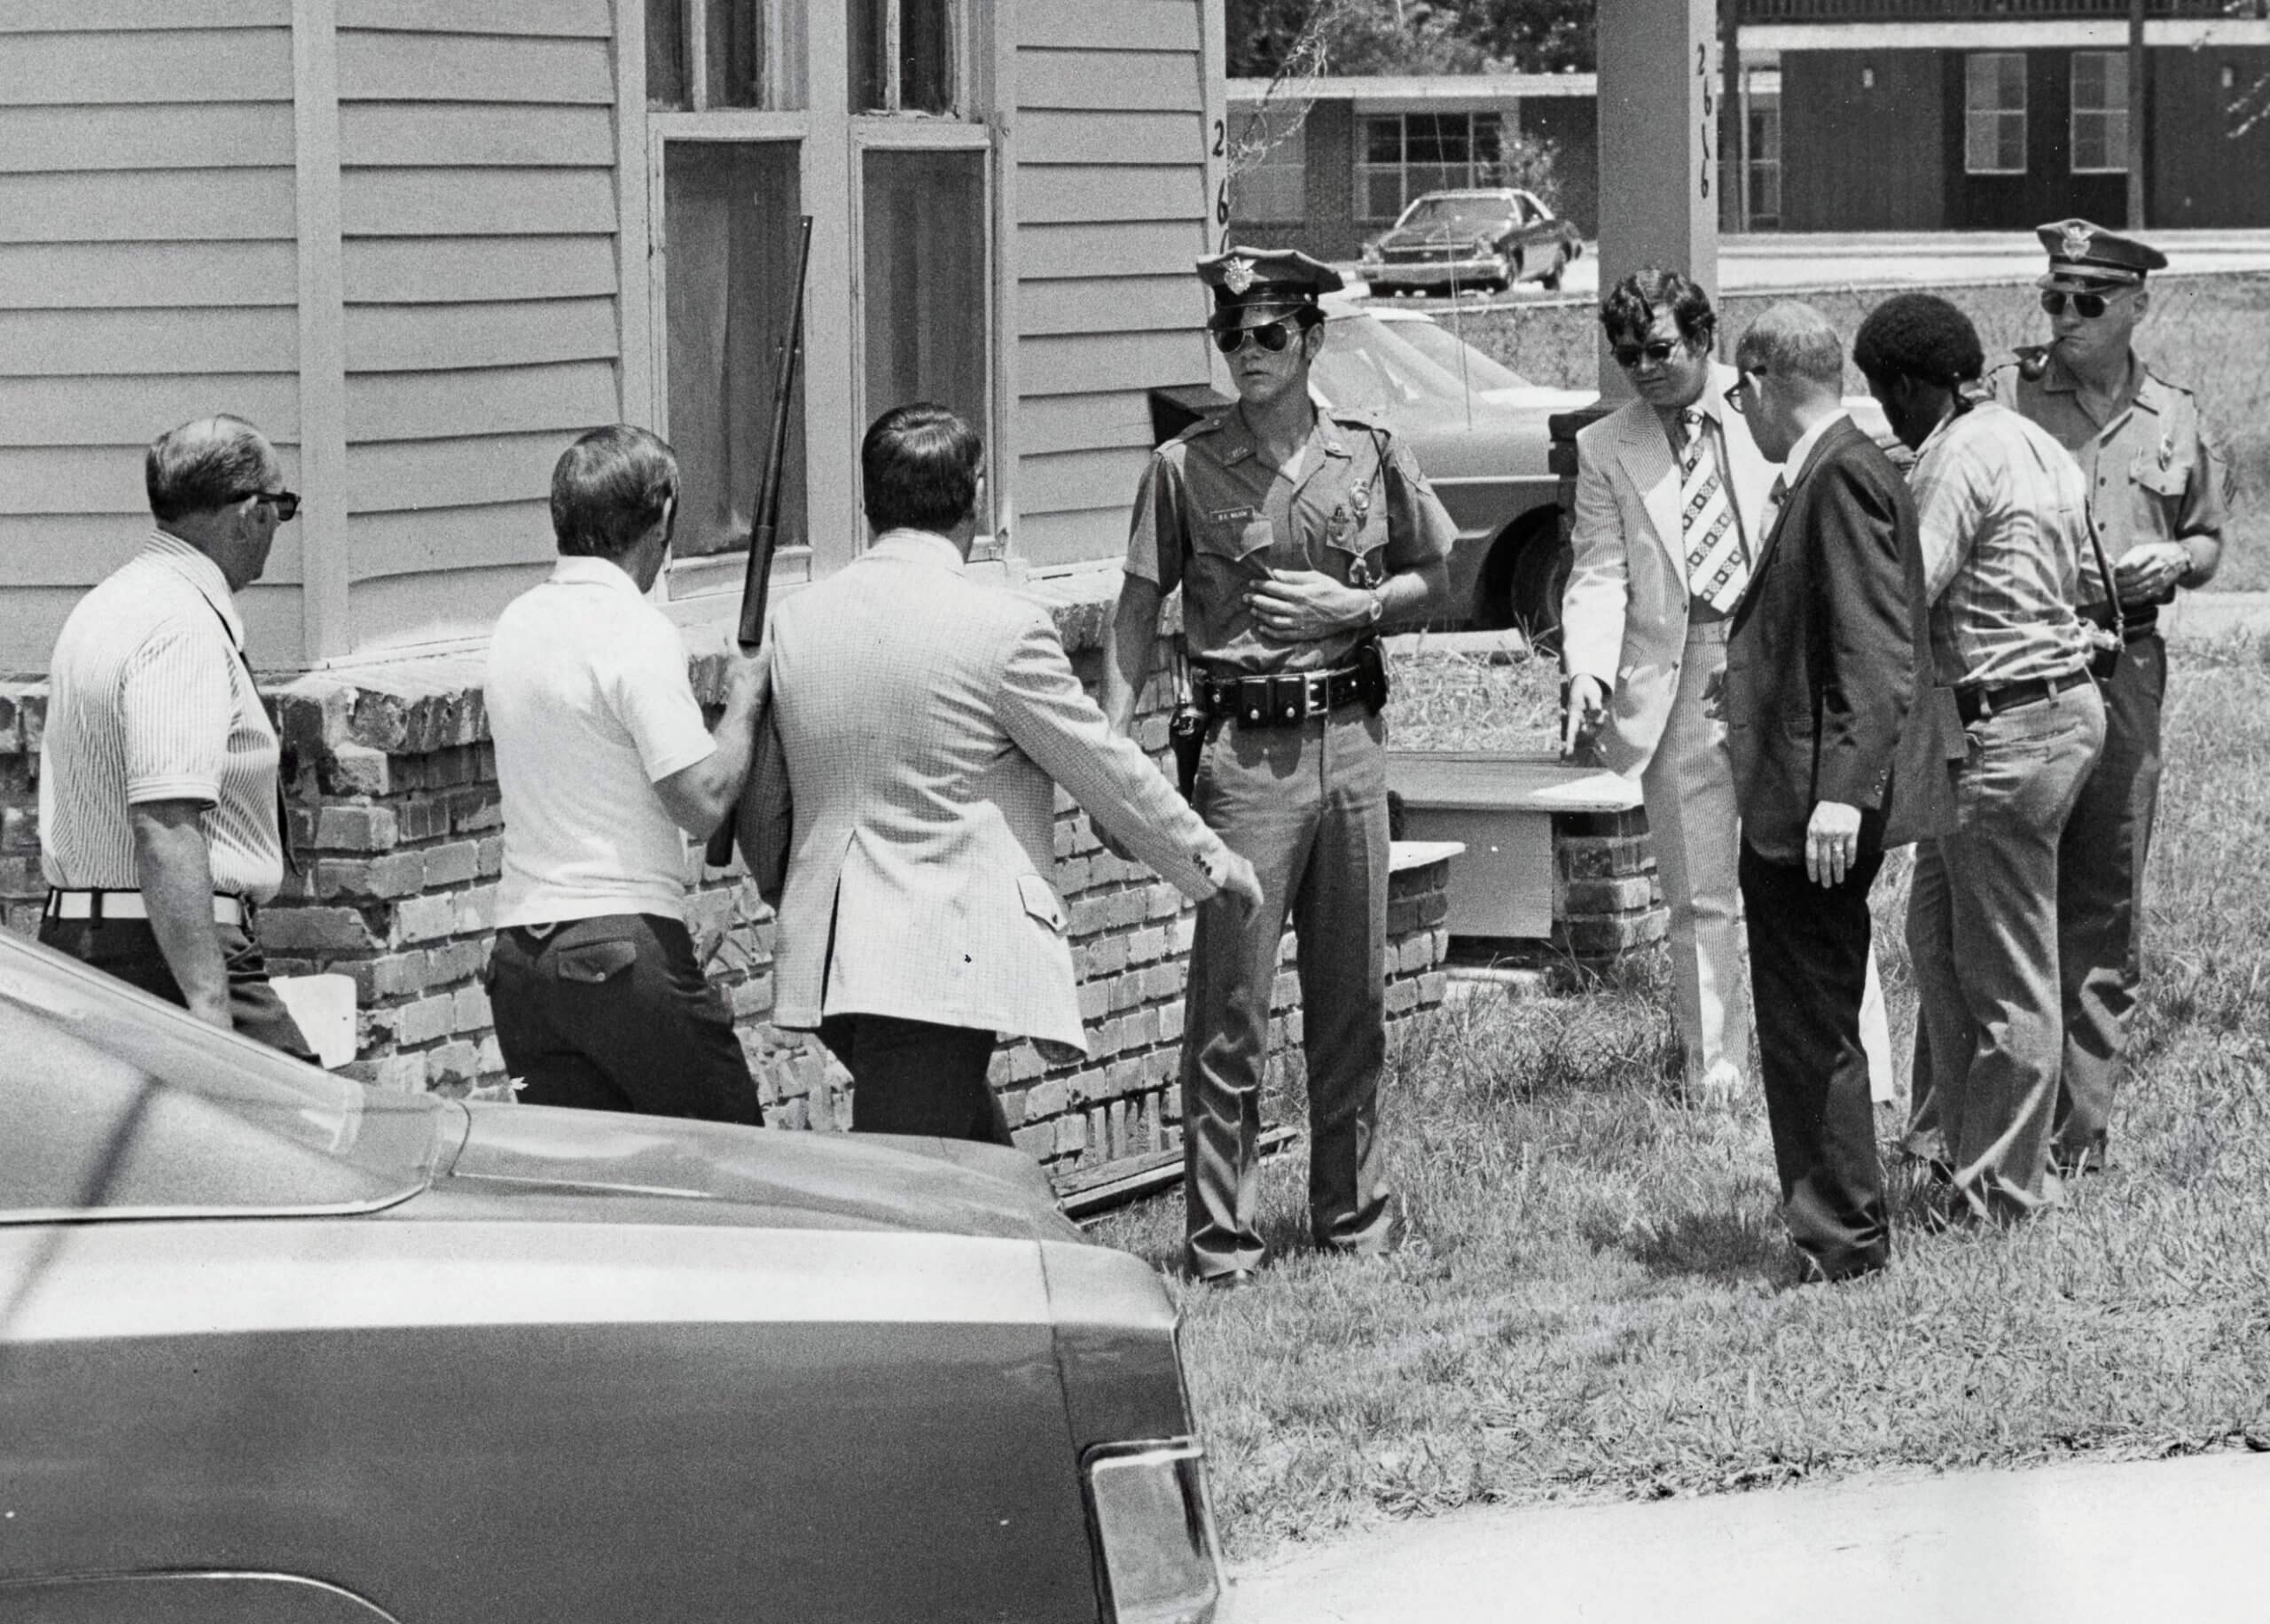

{"left": 1194, "top": 663, "right": 1369, "bottom": 728}
{"left": 1953, "top": 667, "right": 2092, "bottom": 726}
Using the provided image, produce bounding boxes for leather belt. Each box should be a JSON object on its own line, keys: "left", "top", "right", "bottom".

{"left": 45, "top": 888, "right": 246, "bottom": 926}
{"left": 1194, "top": 664, "right": 1368, "bottom": 728}
{"left": 1953, "top": 668, "right": 2092, "bottom": 727}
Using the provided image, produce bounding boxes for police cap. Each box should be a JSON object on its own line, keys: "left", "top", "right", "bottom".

{"left": 2035, "top": 218, "right": 2169, "bottom": 290}
{"left": 1197, "top": 246, "right": 1343, "bottom": 332}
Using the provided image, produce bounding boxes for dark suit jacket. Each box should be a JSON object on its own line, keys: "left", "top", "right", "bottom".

{"left": 1726, "top": 416, "right": 1953, "bottom": 865}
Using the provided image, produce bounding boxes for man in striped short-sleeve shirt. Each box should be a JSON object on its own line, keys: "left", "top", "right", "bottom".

{"left": 36, "top": 415, "right": 312, "bottom": 1058}
{"left": 1855, "top": 296, "right": 2108, "bottom": 1222}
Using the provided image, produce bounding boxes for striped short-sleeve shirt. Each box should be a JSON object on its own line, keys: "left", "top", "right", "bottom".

{"left": 1908, "top": 401, "right": 2095, "bottom": 691}
{"left": 38, "top": 531, "right": 286, "bottom": 902}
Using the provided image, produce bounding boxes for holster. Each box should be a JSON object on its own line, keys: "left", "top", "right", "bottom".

{"left": 1353, "top": 636, "right": 1389, "bottom": 714}
{"left": 1169, "top": 703, "right": 1207, "bottom": 800}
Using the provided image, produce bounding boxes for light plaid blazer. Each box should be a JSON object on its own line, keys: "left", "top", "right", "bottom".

{"left": 737, "top": 530, "right": 1227, "bottom": 1053}
{"left": 1561, "top": 363, "right": 1777, "bottom": 776}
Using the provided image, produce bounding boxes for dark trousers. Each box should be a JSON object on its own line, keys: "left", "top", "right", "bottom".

{"left": 2055, "top": 634, "right": 2165, "bottom": 1164}
{"left": 1739, "top": 841, "right": 1890, "bottom": 1279}
{"left": 39, "top": 914, "right": 315, "bottom": 1061}
{"left": 489, "top": 913, "right": 761, "bottom": 1125}
{"left": 818, "top": 1013, "right": 1007, "bottom": 1144}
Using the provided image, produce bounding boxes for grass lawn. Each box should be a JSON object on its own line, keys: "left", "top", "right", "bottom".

{"left": 1091, "top": 628, "right": 2270, "bottom": 1565}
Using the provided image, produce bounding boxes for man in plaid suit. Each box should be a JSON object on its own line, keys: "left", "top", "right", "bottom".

{"left": 739, "top": 404, "right": 1260, "bottom": 1144}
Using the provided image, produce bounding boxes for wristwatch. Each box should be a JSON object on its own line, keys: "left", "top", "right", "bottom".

{"left": 1365, "top": 586, "right": 1386, "bottom": 626}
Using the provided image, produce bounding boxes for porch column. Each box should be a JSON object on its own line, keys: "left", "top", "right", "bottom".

{"left": 1593, "top": 0, "right": 1721, "bottom": 394}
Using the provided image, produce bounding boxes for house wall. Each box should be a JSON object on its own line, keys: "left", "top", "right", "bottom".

{"left": 1779, "top": 50, "right": 1945, "bottom": 230}
{"left": 2150, "top": 44, "right": 2270, "bottom": 228}
{"left": 335, "top": 0, "right": 624, "bottom": 658}
{"left": 0, "top": 2, "right": 305, "bottom": 675}
{"left": 1011, "top": 1, "right": 1217, "bottom": 571}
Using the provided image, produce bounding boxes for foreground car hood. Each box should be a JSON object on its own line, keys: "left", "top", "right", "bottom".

{"left": 436, "top": 1103, "right": 1085, "bottom": 1244}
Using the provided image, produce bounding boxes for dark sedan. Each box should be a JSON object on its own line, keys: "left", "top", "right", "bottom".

{"left": 1358, "top": 189, "right": 1583, "bottom": 297}
{"left": 0, "top": 930, "right": 1225, "bottom": 1623}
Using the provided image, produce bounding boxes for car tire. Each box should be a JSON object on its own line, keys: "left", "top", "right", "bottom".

{"left": 1496, "top": 512, "right": 1571, "bottom": 656}
{"left": 1540, "top": 257, "right": 1565, "bottom": 293}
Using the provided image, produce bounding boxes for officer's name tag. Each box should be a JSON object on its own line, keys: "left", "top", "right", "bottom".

{"left": 1208, "top": 505, "right": 1258, "bottom": 524}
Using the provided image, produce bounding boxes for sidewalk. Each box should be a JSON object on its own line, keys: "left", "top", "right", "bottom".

{"left": 1230, "top": 1450, "right": 2270, "bottom": 1623}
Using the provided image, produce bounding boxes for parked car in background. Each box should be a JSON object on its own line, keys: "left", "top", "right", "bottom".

{"left": 0, "top": 931, "right": 1224, "bottom": 1624}
{"left": 1358, "top": 189, "right": 1583, "bottom": 297}
{"left": 1308, "top": 300, "right": 1903, "bottom": 647}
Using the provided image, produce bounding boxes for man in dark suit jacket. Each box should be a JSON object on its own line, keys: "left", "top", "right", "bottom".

{"left": 1724, "top": 302, "right": 1948, "bottom": 1282}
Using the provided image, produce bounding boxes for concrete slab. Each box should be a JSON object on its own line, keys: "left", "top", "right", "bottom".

{"left": 1230, "top": 1451, "right": 2270, "bottom": 1624}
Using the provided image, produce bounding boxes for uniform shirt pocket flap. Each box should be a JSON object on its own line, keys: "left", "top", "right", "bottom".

{"left": 555, "top": 939, "right": 638, "bottom": 984}
{"left": 1194, "top": 510, "right": 1274, "bottom": 562}
{"left": 2133, "top": 447, "right": 2193, "bottom": 497}
{"left": 1018, "top": 873, "right": 1068, "bottom": 934}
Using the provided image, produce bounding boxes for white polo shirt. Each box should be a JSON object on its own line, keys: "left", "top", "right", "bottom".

{"left": 39, "top": 531, "right": 287, "bottom": 902}
{"left": 487, "top": 556, "right": 716, "bottom": 926}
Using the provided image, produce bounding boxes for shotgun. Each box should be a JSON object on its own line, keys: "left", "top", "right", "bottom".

{"left": 704, "top": 214, "right": 814, "bottom": 869}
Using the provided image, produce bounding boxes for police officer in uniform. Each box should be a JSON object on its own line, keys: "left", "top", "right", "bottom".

{"left": 1997, "top": 220, "right": 2227, "bottom": 1175}
{"left": 1100, "top": 248, "right": 1453, "bottom": 1286}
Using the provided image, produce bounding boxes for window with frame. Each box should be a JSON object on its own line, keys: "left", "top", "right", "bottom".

{"left": 851, "top": 0, "right": 964, "bottom": 115}
{"left": 647, "top": 0, "right": 806, "bottom": 111}
{"left": 1746, "top": 96, "right": 1781, "bottom": 230}
{"left": 1964, "top": 52, "right": 2027, "bottom": 175}
{"left": 1231, "top": 105, "right": 1307, "bottom": 224}
{"left": 1358, "top": 112, "right": 1503, "bottom": 223}
{"left": 2070, "top": 51, "right": 2129, "bottom": 174}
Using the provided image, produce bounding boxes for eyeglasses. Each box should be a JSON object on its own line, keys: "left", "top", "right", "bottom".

{"left": 1212, "top": 320, "right": 1298, "bottom": 355}
{"left": 1610, "top": 340, "right": 1682, "bottom": 370}
{"left": 233, "top": 488, "right": 300, "bottom": 522}
{"left": 2040, "top": 289, "right": 2121, "bottom": 319}
{"left": 1723, "top": 367, "right": 1765, "bottom": 414}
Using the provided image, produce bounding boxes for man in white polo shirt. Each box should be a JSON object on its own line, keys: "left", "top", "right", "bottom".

{"left": 38, "top": 415, "right": 312, "bottom": 1058}
{"left": 485, "top": 426, "right": 767, "bottom": 1124}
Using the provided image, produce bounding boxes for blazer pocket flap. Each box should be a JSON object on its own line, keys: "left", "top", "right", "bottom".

{"left": 1017, "top": 873, "right": 1068, "bottom": 934}
{"left": 555, "top": 940, "right": 638, "bottom": 984}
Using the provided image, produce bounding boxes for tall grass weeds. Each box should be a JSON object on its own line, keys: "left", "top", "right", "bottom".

{"left": 1095, "top": 630, "right": 2270, "bottom": 1563}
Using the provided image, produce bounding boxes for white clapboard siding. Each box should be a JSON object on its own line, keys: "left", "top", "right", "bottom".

{"left": 348, "top": 565, "right": 550, "bottom": 656}
{"left": 0, "top": 375, "right": 301, "bottom": 449}
{"left": 336, "top": 0, "right": 611, "bottom": 36}
{"left": 345, "top": 300, "right": 618, "bottom": 373}
{"left": 0, "top": 243, "right": 296, "bottom": 310}
{"left": 348, "top": 502, "right": 558, "bottom": 581}
{"left": 1017, "top": 50, "right": 1203, "bottom": 114}
{"left": 0, "top": 30, "right": 293, "bottom": 105}
{"left": 1021, "top": 220, "right": 1214, "bottom": 281}
{"left": 1019, "top": 108, "right": 1205, "bottom": 168}
{"left": 340, "top": 104, "right": 616, "bottom": 168}
{"left": 1019, "top": 389, "right": 1172, "bottom": 459}
{"left": 1021, "top": 167, "right": 1207, "bottom": 227}
{"left": 348, "top": 363, "right": 619, "bottom": 444}
{"left": 0, "top": 584, "right": 304, "bottom": 673}
{"left": 1021, "top": 446, "right": 1158, "bottom": 519}
{"left": 1021, "top": 277, "right": 1197, "bottom": 339}
{"left": 342, "top": 169, "right": 618, "bottom": 238}
{"left": 1019, "top": 331, "right": 1202, "bottom": 400}
{"left": 0, "top": 308, "right": 297, "bottom": 378}
{"left": 345, "top": 237, "right": 617, "bottom": 304}
{"left": 1017, "top": 506, "right": 1139, "bottom": 569}
{"left": 345, "top": 431, "right": 575, "bottom": 516}
{"left": 336, "top": 32, "right": 614, "bottom": 104}
{"left": 0, "top": 2, "right": 290, "bottom": 30}
{"left": 0, "top": 105, "right": 294, "bottom": 173}
{"left": 0, "top": 170, "right": 295, "bottom": 245}
{"left": 1018, "top": 2, "right": 1201, "bottom": 52}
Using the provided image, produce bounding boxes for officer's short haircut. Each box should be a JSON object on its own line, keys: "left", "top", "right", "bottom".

{"left": 862, "top": 403, "right": 982, "bottom": 535}
{"left": 1601, "top": 267, "right": 1715, "bottom": 348}
{"left": 552, "top": 425, "right": 678, "bottom": 558}
{"left": 1735, "top": 302, "right": 1844, "bottom": 390}
{"left": 145, "top": 416, "right": 278, "bottom": 525}
{"left": 1852, "top": 293, "right": 1984, "bottom": 394}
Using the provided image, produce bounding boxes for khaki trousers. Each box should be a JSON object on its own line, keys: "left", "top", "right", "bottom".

{"left": 1180, "top": 706, "right": 1395, "bottom": 1280}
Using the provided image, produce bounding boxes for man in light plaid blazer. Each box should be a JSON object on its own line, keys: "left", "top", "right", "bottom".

{"left": 737, "top": 405, "right": 1261, "bottom": 1144}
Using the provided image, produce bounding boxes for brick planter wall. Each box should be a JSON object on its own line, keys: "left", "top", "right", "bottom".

{"left": 0, "top": 569, "right": 1455, "bottom": 1177}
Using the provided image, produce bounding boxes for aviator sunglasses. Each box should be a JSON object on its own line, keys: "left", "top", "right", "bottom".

{"left": 1212, "top": 320, "right": 1300, "bottom": 355}
{"left": 2040, "top": 288, "right": 2122, "bottom": 319}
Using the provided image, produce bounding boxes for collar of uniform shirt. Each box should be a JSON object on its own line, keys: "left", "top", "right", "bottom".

{"left": 145, "top": 527, "right": 246, "bottom": 649}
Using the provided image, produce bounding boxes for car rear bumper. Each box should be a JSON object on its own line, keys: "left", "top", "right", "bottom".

{"left": 1358, "top": 254, "right": 1508, "bottom": 287}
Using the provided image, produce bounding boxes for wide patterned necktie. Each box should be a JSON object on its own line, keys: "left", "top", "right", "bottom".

{"left": 1679, "top": 409, "right": 1749, "bottom": 613}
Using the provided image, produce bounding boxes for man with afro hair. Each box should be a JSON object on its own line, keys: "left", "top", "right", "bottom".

{"left": 1852, "top": 292, "right": 2110, "bottom": 1222}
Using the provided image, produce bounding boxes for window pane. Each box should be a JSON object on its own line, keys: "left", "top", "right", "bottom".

{"left": 1364, "top": 169, "right": 1402, "bottom": 220}
{"left": 2000, "top": 53, "right": 2027, "bottom": 105}
{"left": 2000, "top": 112, "right": 2026, "bottom": 171}
{"left": 1407, "top": 113, "right": 1451, "bottom": 164}
{"left": 1473, "top": 113, "right": 1502, "bottom": 167}
{"left": 2074, "top": 51, "right": 2106, "bottom": 106}
{"left": 705, "top": 0, "right": 805, "bottom": 109}
{"left": 1364, "top": 117, "right": 1402, "bottom": 164}
{"left": 862, "top": 149, "right": 987, "bottom": 456}
{"left": 850, "top": 0, "right": 887, "bottom": 110}
{"left": 901, "top": 0, "right": 956, "bottom": 114}
{"left": 664, "top": 143, "right": 808, "bottom": 559}
{"left": 2074, "top": 115, "right": 2106, "bottom": 171}
{"left": 647, "top": 0, "right": 689, "bottom": 108}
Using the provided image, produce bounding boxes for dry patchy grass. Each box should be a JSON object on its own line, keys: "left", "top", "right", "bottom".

{"left": 1093, "top": 628, "right": 2270, "bottom": 1565}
